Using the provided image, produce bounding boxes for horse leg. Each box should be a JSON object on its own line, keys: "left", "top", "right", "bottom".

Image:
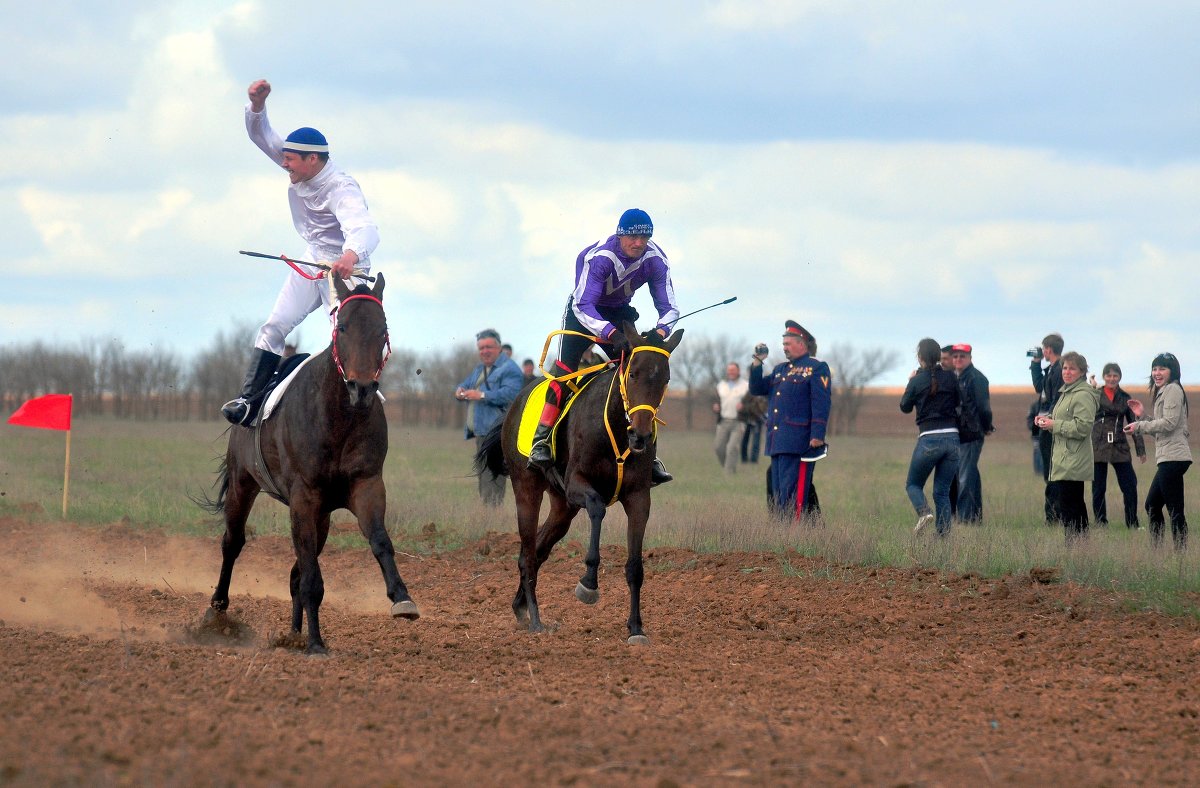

{"left": 211, "top": 464, "right": 259, "bottom": 613}
{"left": 349, "top": 476, "right": 419, "bottom": 620}
{"left": 621, "top": 490, "right": 652, "bottom": 645}
{"left": 288, "top": 490, "right": 329, "bottom": 655}
{"left": 513, "top": 482, "right": 546, "bottom": 631}
{"left": 573, "top": 486, "right": 608, "bottom": 605}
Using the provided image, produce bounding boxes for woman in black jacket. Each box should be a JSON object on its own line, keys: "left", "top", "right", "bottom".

{"left": 899, "top": 338, "right": 961, "bottom": 536}
{"left": 1090, "top": 363, "right": 1146, "bottom": 528}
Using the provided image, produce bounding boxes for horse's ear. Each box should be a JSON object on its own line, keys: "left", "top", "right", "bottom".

{"left": 665, "top": 328, "right": 684, "bottom": 352}
{"left": 371, "top": 271, "right": 385, "bottom": 299}
{"left": 621, "top": 321, "right": 642, "bottom": 347}
{"left": 333, "top": 276, "right": 352, "bottom": 301}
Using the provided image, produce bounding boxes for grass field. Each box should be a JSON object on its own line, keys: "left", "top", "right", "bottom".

{"left": 3, "top": 419, "right": 1199, "bottom": 614}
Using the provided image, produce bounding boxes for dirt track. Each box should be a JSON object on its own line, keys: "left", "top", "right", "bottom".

{"left": 2, "top": 516, "right": 1199, "bottom": 786}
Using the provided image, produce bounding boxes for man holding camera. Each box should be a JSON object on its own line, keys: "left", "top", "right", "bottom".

{"left": 1031, "top": 333, "right": 1065, "bottom": 522}
{"left": 750, "top": 321, "right": 831, "bottom": 522}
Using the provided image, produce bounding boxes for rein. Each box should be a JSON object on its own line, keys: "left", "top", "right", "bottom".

{"left": 601, "top": 344, "right": 672, "bottom": 505}
{"left": 330, "top": 293, "right": 392, "bottom": 383}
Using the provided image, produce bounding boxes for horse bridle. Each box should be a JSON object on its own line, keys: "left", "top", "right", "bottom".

{"left": 617, "top": 344, "right": 671, "bottom": 424}
{"left": 330, "top": 294, "right": 392, "bottom": 383}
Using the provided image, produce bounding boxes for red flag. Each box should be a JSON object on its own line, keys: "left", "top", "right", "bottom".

{"left": 7, "top": 394, "right": 72, "bottom": 431}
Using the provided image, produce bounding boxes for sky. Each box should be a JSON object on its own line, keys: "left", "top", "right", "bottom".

{"left": 3, "top": 0, "right": 1198, "bottom": 386}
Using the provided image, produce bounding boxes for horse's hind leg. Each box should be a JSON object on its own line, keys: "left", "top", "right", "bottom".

{"left": 621, "top": 491, "right": 652, "bottom": 645}
{"left": 574, "top": 487, "right": 608, "bottom": 605}
{"left": 211, "top": 465, "right": 259, "bottom": 613}
{"left": 350, "top": 477, "right": 418, "bottom": 620}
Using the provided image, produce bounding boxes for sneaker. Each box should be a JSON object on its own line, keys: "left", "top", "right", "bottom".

{"left": 913, "top": 513, "right": 934, "bottom": 535}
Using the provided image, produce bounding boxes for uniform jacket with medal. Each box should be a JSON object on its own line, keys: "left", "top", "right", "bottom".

{"left": 749, "top": 354, "right": 832, "bottom": 456}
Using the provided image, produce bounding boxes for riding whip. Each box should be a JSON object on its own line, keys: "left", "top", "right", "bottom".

{"left": 664, "top": 296, "right": 737, "bottom": 327}
{"left": 239, "top": 250, "right": 376, "bottom": 282}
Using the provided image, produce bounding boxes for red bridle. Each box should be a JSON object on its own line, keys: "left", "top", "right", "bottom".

{"left": 330, "top": 294, "right": 392, "bottom": 382}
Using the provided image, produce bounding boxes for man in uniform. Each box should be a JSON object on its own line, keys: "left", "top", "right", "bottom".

{"left": 749, "top": 321, "right": 832, "bottom": 521}
{"left": 221, "top": 78, "right": 380, "bottom": 425}
{"left": 527, "top": 208, "right": 679, "bottom": 484}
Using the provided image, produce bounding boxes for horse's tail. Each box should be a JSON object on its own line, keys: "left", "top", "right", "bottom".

{"left": 474, "top": 422, "right": 508, "bottom": 479}
{"left": 190, "top": 455, "right": 231, "bottom": 516}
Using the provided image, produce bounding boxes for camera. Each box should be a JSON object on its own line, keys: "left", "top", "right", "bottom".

{"left": 754, "top": 343, "right": 769, "bottom": 357}
{"left": 1026, "top": 347, "right": 1043, "bottom": 360}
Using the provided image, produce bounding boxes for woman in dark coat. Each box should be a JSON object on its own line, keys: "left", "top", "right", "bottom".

{"left": 1090, "top": 363, "right": 1147, "bottom": 528}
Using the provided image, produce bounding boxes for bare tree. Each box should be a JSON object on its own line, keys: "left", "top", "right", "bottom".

{"left": 189, "top": 323, "right": 257, "bottom": 420}
{"left": 418, "top": 343, "right": 478, "bottom": 428}
{"left": 823, "top": 342, "right": 901, "bottom": 435}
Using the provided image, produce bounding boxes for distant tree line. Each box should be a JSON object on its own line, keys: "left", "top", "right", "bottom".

{"left": 1, "top": 330, "right": 896, "bottom": 432}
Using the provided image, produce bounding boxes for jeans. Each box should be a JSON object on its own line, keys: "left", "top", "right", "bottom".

{"left": 741, "top": 422, "right": 762, "bottom": 463}
{"left": 1147, "top": 460, "right": 1191, "bottom": 550}
{"left": 956, "top": 439, "right": 984, "bottom": 522}
{"left": 905, "top": 433, "right": 961, "bottom": 535}
{"left": 1092, "top": 461, "right": 1140, "bottom": 527}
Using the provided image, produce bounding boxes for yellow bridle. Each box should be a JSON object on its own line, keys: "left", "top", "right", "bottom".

{"left": 535, "top": 330, "right": 673, "bottom": 505}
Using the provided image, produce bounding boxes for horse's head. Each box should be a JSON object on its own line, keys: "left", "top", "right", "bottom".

{"left": 332, "top": 273, "right": 391, "bottom": 408}
{"left": 617, "top": 322, "right": 684, "bottom": 454}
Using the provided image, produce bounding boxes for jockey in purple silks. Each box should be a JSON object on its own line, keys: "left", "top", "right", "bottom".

{"left": 527, "top": 208, "right": 680, "bottom": 485}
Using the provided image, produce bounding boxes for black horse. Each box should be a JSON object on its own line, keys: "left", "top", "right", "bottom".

{"left": 477, "top": 323, "right": 683, "bottom": 644}
{"left": 199, "top": 273, "right": 418, "bottom": 654}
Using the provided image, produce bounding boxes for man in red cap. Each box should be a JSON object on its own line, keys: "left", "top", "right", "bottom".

{"left": 749, "top": 321, "right": 832, "bottom": 522}
{"left": 950, "top": 343, "right": 993, "bottom": 523}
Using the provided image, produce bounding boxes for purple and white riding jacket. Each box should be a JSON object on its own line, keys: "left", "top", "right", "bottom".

{"left": 571, "top": 235, "right": 680, "bottom": 340}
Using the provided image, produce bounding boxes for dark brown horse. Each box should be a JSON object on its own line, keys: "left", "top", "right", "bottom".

{"left": 199, "top": 273, "right": 419, "bottom": 654}
{"left": 476, "top": 324, "right": 683, "bottom": 644}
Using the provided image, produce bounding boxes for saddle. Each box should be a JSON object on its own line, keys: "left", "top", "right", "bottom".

{"left": 516, "top": 371, "right": 604, "bottom": 459}
{"left": 247, "top": 353, "right": 312, "bottom": 428}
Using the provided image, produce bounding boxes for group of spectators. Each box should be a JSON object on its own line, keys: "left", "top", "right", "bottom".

{"left": 1030, "top": 333, "right": 1191, "bottom": 548}
{"left": 899, "top": 331, "right": 1191, "bottom": 548}
{"left": 712, "top": 362, "right": 767, "bottom": 474}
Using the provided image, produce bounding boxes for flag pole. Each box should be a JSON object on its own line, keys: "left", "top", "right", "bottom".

{"left": 63, "top": 427, "right": 71, "bottom": 519}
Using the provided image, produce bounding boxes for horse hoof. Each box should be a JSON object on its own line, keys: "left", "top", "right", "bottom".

{"left": 305, "top": 644, "right": 330, "bottom": 657}
{"left": 390, "top": 600, "right": 420, "bottom": 620}
{"left": 627, "top": 635, "right": 651, "bottom": 646}
{"left": 529, "top": 621, "right": 546, "bottom": 634}
{"left": 574, "top": 582, "right": 600, "bottom": 605}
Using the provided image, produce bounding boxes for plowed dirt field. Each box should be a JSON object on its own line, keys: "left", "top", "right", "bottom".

{"left": 1, "top": 517, "right": 1198, "bottom": 785}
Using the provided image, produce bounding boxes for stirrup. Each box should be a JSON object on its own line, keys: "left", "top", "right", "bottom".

{"left": 220, "top": 397, "right": 250, "bottom": 426}
{"left": 651, "top": 458, "right": 673, "bottom": 486}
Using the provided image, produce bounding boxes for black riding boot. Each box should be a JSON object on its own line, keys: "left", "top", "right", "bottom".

{"left": 221, "top": 348, "right": 282, "bottom": 425}
{"left": 528, "top": 422, "right": 554, "bottom": 469}
{"left": 652, "top": 457, "right": 673, "bottom": 486}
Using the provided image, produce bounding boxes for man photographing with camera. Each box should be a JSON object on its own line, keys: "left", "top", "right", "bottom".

{"left": 1031, "top": 333, "right": 1065, "bottom": 523}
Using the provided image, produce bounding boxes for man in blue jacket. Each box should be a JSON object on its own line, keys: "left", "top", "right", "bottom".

{"left": 455, "top": 328, "right": 523, "bottom": 505}
{"left": 749, "top": 321, "right": 832, "bottom": 522}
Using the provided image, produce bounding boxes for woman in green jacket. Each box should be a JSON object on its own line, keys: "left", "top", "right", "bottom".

{"left": 1035, "top": 352, "right": 1098, "bottom": 538}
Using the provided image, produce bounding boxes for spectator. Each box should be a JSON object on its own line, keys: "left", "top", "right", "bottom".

{"left": 900, "top": 338, "right": 961, "bottom": 537}
{"left": 501, "top": 343, "right": 514, "bottom": 359}
{"left": 749, "top": 321, "right": 831, "bottom": 523}
{"left": 713, "top": 362, "right": 749, "bottom": 474}
{"left": 222, "top": 78, "right": 380, "bottom": 425}
{"left": 1090, "top": 363, "right": 1147, "bottom": 528}
{"left": 1035, "top": 351, "right": 1097, "bottom": 542}
{"left": 521, "top": 358, "right": 537, "bottom": 386}
{"left": 1031, "top": 332, "right": 1066, "bottom": 522}
{"left": 950, "top": 344, "right": 993, "bottom": 523}
{"left": 455, "top": 328, "right": 523, "bottom": 506}
{"left": 739, "top": 391, "right": 768, "bottom": 464}
{"left": 1126, "top": 352, "right": 1192, "bottom": 550}
{"left": 939, "top": 344, "right": 959, "bottom": 517}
